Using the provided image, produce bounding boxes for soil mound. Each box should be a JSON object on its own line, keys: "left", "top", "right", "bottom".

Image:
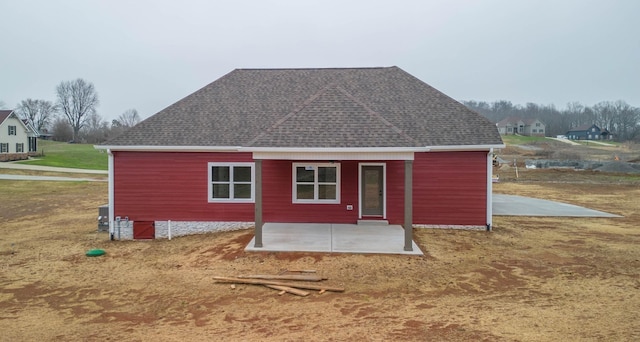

{"left": 594, "top": 161, "right": 640, "bottom": 173}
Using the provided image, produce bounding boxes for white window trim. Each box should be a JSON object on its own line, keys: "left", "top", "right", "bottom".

{"left": 207, "top": 162, "right": 255, "bottom": 203}
{"left": 292, "top": 162, "right": 341, "bottom": 204}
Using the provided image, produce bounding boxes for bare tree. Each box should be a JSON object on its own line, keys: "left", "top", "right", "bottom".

{"left": 55, "top": 78, "right": 99, "bottom": 142}
{"left": 117, "top": 108, "right": 141, "bottom": 128}
{"left": 51, "top": 117, "right": 74, "bottom": 142}
{"left": 16, "top": 99, "right": 57, "bottom": 132}
{"left": 80, "top": 112, "right": 110, "bottom": 143}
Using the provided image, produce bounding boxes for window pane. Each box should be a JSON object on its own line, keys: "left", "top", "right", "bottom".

{"left": 318, "top": 167, "right": 336, "bottom": 182}
{"left": 296, "top": 185, "right": 314, "bottom": 199}
{"left": 211, "top": 166, "right": 229, "bottom": 182}
{"left": 234, "top": 184, "right": 251, "bottom": 199}
{"left": 318, "top": 185, "right": 336, "bottom": 199}
{"left": 296, "top": 167, "right": 314, "bottom": 182}
{"left": 212, "top": 184, "right": 230, "bottom": 199}
{"left": 234, "top": 167, "right": 252, "bottom": 182}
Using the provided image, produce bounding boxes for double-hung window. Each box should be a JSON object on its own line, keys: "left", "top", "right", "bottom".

{"left": 0, "top": 143, "right": 8, "bottom": 153}
{"left": 8, "top": 125, "right": 16, "bottom": 135}
{"left": 293, "top": 163, "right": 340, "bottom": 203}
{"left": 16, "top": 143, "right": 24, "bottom": 153}
{"left": 208, "top": 163, "right": 254, "bottom": 202}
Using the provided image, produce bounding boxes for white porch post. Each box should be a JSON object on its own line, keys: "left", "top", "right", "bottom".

{"left": 108, "top": 149, "right": 115, "bottom": 239}
{"left": 486, "top": 148, "right": 493, "bottom": 231}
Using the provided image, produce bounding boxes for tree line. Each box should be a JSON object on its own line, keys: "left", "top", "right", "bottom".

{"left": 5, "top": 87, "right": 639, "bottom": 143}
{"left": 3, "top": 78, "right": 140, "bottom": 144}
{"left": 463, "top": 100, "right": 640, "bottom": 142}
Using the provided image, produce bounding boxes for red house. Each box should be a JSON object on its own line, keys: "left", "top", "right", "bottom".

{"left": 96, "top": 67, "right": 504, "bottom": 250}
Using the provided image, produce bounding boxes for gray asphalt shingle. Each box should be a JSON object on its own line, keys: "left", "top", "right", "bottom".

{"left": 105, "top": 67, "right": 502, "bottom": 148}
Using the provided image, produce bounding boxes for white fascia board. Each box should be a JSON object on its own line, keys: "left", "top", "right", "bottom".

{"left": 426, "top": 144, "right": 505, "bottom": 151}
{"left": 94, "top": 145, "right": 242, "bottom": 152}
{"left": 254, "top": 151, "right": 417, "bottom": 161}
{"left": 248, "top": 147, "right": 428, "bottom": 161}
{"left": 243, "top": 147, "right": 430, "bottom": 153}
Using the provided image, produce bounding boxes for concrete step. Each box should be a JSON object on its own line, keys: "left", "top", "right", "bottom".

{"left": 357, "top": 219, "right": 389, "bottom": 225}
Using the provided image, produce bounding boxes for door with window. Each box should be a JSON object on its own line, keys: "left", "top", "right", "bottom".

{"left": 361, "top": 165, "right": 384, "bottom": 216}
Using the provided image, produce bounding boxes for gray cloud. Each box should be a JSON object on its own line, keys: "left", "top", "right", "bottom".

{"left": 1, "top": 0, "right": 638, "bottom": 120}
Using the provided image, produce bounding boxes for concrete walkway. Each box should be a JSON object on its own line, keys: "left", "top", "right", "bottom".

{"left": 0, "top": 161, "right": 107, "bottom": 182}
{"left": 245, "top": 196, "right": 620, "bottom": 255}
{"left": 0, "top": 174, "right": 106, "bottom": 182}
{"left": 245, "top": 223, "right": 423, "bottom": 255}
{"left": 546, "top": 137, "right": 581, "bottom": 145}
{"left": 493, "top": 194, "right": 621, "bottom": 217}
{"left": 0, "top": 161, "right": 107, "bottom": 174}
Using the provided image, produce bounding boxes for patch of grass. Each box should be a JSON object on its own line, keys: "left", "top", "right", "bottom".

{"left": 17, "top": 140, "right": 107, "bottom": 170}
{"left": 501, "top": 135, "right": 549, "bottom": 145}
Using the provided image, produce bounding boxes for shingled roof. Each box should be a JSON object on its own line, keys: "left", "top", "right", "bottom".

{"left": 105, "top": 67, "right": 502, "bottom": 148}
{"left": 0, "top": 110, "right": 14, "bottom": 124}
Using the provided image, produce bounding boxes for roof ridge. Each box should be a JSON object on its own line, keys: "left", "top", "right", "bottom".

{"left": 237, "top": 66, "right": 394, "bottom": 71}
{"left": 335, "top": 86, "right": 423, "bottom": 146}
{"left": 245, "top": 82, "right": 339, "bottom": 146}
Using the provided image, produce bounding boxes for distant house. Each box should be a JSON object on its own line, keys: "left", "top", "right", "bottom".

{"left": 496, "top": 117, "right": 546, "bottom": 137}
{"left": 97, "top": 67, "right": 504, "bottom": 247}
{"left": 0, "top": 110, "right": 39, "bottom": 162}
{"left": 566, "top": 124, "right": 611, "bottom": 141}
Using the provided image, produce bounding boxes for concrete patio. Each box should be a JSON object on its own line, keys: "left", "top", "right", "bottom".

{"left": 245, "top": 223, "right": 423, "bottom": 255}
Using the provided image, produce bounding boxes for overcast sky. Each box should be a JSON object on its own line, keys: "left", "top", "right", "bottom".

{"left": 1, "top": 0, "right": 638, "bottom": 121}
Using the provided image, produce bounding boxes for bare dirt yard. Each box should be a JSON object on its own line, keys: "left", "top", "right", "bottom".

{"left": 1, "top": 168, "right": 639, "bottom": 341}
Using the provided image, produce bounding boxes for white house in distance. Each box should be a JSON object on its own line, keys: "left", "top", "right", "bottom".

{"left": 495, "top": 117, "right": 546, "bottom": 137}
{"left": 0, "top": 110, "right": 39, "bottom": 162}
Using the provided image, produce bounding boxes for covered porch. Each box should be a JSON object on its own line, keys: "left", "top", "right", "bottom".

{"left": 245, "top": 222, "right": 423, "bottom": 255}
{"left": 250, "top": 150, "right": 420, "bottom": 252}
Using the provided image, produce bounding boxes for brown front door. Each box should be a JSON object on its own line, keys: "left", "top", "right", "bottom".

{"left": 361, "top": 166, "right": 384, "bottom": 216}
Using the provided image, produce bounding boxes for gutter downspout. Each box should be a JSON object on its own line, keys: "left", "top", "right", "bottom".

{"left": 108, "top": 149, "right": 115, "bottom": 240}
{"left": 486, "top": 148, "right": 493, "bottom": 231}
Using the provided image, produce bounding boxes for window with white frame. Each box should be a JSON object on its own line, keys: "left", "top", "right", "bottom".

{"left": 0, "top": 143, "right": 8, "bottom": 153}
{"left": 292, "top": 163, "right": 340, "bottom": 203}
{"left": 16, "top": 143, "right": 24, "bottom": 153}
{"left": 8, "top": 125, "right": 16, "bottom": 135}
{"left": 208, "top": 162, "right": 255, "bottom": 202}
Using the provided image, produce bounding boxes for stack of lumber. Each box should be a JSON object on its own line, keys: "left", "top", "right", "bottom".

{"left": 213, "top": 270, "right": 344, "bottom": 297}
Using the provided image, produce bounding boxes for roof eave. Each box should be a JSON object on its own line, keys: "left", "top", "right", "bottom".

{"left": 242, "top": 147, "right": 430, "bottom": 153}
{"left": 426, "top": 144, "right": 505, "bottom": 151}
{"left": 94, "top": 145, "right": 242, "bottom": 152}
{"left": 95, "top": 144, "right": 505, "bottom": 153}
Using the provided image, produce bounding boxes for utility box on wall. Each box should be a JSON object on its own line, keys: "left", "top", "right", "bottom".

{"left": 97, "top": 205, "right": 109, "bottom": 232}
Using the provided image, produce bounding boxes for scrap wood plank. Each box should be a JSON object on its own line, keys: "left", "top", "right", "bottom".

{"left": 264, "top": 285, "right": 310, "bottom": 297}
{"left": 237, "top": 274, "right": 325, "bottom": 282}
{"left": 278, "top": 269, "right": 317, "bottom": 275}
{"left": 213, "top": 276, "right": 345, "bottom": 292}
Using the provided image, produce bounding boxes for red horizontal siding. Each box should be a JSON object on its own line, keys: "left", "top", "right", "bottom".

{"left": 113, "top": 152, "right": 254, "bottom": 221}
{"left": 383, "top": 160, "right": 405, "bottom": 225}
{"left": 263, "top": 160, "right": 360, "bottom": 223}
{"left": 413, "top": 151, "right": 488, "bottom": 225}
{"left": 113, "top": 151, "right": 488, "bottom": 226}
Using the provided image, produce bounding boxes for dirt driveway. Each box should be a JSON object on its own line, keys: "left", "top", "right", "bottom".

{"left": 1, "top": 171, "right": 639, "bottom": 341}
